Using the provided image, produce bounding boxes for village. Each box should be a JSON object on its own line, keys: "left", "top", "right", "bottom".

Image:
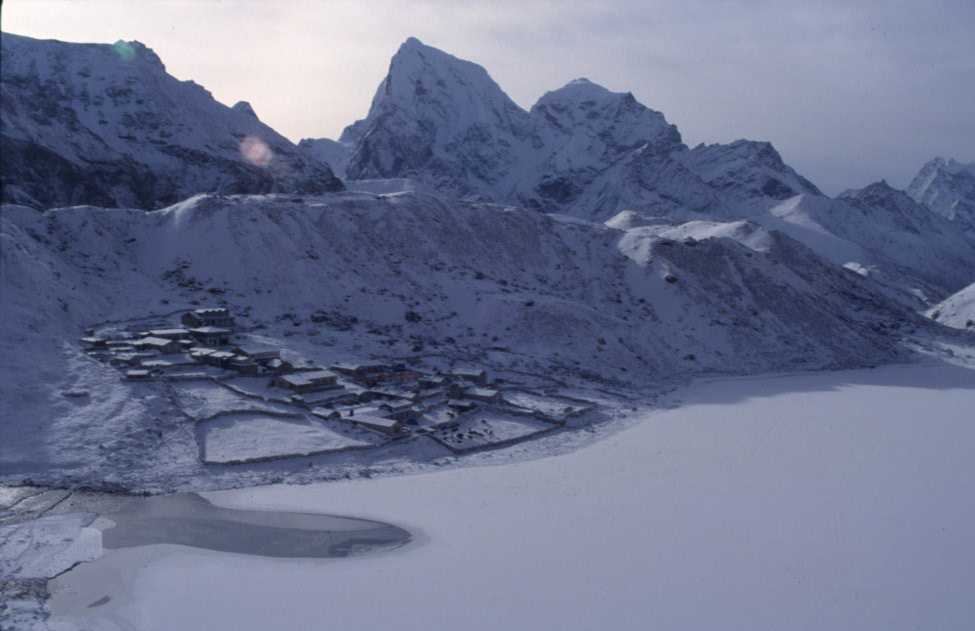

{"left": 79, "top": 308, "right": 595, "bottom": 464}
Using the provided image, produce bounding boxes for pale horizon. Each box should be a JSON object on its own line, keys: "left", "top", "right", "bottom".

{"left": 3, "top": 0, "right": 974, "bottom": 195}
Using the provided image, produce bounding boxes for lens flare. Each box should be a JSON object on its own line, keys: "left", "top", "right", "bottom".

{"left": 240, "top": 136, "right": 273, "bottom": 167}
{"left": 112, "top": 40, "right": 136, "bottom": 62}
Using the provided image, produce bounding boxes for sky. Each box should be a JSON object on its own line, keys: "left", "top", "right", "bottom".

{"left": 3, "top": 0, "right": 974, "bottom": 194}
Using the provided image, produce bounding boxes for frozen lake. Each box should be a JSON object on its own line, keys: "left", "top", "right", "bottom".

{"left": 49, "top": 362, "right": 975, "bottom": 630}
{"left": 100, "top": 493, "right": 410, "bottom": 557}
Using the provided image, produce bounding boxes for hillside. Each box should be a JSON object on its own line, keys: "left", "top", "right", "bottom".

{"left": 754, "top": 185, "right": 975, "bottom": 304}
{"left": 0, "top": 192, "right": 924, "bottom": 487}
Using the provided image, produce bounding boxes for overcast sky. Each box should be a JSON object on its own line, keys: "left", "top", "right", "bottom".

{"left": 4, "top": 0, "right": 973, "bottom": 194}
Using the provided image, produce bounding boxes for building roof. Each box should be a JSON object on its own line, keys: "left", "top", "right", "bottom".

{"left": 234, "top": 344, "right": 279, "bottom": 357}
{"left": 278, "top": 370, "right": 337, "bottom": 387}
{"left": 189, "top": 326, "right": 232, "bottom": 335}
{"left": 126, "top": 369, "right": 150, "bottom": 377}
{"left": 352, "top": 414, "right": 401, "bottom": 429}
{"left": 466, "top": 387, "right": 499, "bottom": 398}
{"left": 332, "top": 361, "right": 382, "bottom": 371}
{"left": 147, "top": 328, "right": 189, "bottom": 336}
{"left": 382, "top": 400, "right": 414, "bottom": 410}
{"left": 141, "top": 359, "right": 176, "bottom": 366}
{"left": 452, "top": 368, "right": 487, "bottom": 378}
{"left": 193, "top": 308, "right": 229, "bottom": 316}
{"left": 137, "top": 336, "right": 176, "bottom": 347}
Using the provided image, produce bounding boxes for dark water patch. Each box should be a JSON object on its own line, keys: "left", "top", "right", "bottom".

{"left": 101, "top": 493, "right": 410, "bottom": 558}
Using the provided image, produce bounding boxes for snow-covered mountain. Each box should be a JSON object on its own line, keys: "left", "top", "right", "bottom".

{"left": 826, "top": 181, "right": 975, "bottom": 300}
{"left": 518, "top": 78, "right": 721, "bottom": 217}
{"left": 325, "top": 38, "right": 821, "bottom": 220}
{"left": 907, "top": 158, "right": 975, "bottom": 235}
{"left": 928, "top": 282, "right": 975, "bottom": 330}
{"left": 676, "top": 139, "right": 823, "bottom": 209}
{"left": 342, "top": 37, "right": 534, "bottom": 201}
{"left": 0, "top": 33, "right": 343, "bottom": 210}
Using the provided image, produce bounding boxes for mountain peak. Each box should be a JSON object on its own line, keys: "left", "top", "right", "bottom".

{"left": 839, "top": 180, "right": 905, "bottom": 203}
{"left": 232, "top": 101, "right": 258, "bottom": 119}
{"left": 534, "top": 78, "right": 622, "bottom": 109}
{"left": 399, "top": 36, "right": 426, "bottom": 50}
{"left": 345, "top": 38, "right": 530, "bottom": 190}
{"left": 908, "top": 156, "right": 975, "bottom": 228}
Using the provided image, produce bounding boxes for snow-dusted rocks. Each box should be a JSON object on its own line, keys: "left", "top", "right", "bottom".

{"left": 677, "top": 139, "right": 823, "bottom": 209}
{"left": 929, "top": 282, "right": 975, "bottom": 330}
{"left": 0, "top": 33, "right": 343, "bottom": 210}
{"left": 907, "top": 157, "right": 975, "bottom": 234}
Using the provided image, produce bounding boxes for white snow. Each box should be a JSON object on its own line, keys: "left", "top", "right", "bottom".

{"left": 46, "top": 362, "right": 975, "bottom": 630}
{"left": 200, "top": 413, "right": 377, "bottom": 464}
{"left": 929, "top": 282, "right": 975, "bottom": 330}
{"left": 0, "top": 513, "right": 103, "bottom": 579}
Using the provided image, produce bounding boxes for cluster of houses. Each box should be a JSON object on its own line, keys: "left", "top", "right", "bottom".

{"left": 275, "top": 362, "right": 506, "bottom": 436}
{"left": 81, "top": 307, "right": 583, "bottom": 445}
{"left": 81, "top": 308, "right": 264, "bottom": 380}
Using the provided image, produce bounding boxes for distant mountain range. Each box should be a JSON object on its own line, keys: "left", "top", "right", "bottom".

{"left": 1, "top": 32, "right": 973, "bottom": 307}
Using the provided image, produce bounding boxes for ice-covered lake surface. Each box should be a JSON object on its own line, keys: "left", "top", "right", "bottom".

{"left": 48, "top": 362, "right": 975, "bottom": 630}
{"left": 100, "top": 493, "right": 410, "bottom": 557}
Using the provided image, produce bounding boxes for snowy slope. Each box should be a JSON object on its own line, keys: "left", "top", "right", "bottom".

{"left": 751, "top": 187, "right": 975, "bottom": 305}
{"left": 0, "top": 32, "right": 342, "bottom": 210}
{"left": 604, "top": 183, "right": 975, "bottom": 307}
{"left": 929, "top": 282, "right": 975, "bottom": 330}
{"left": 907, "top": 157, "right": 975, "bottom": 234}
{"left": 0, "top": 192, "right": 924, "bottom": 487}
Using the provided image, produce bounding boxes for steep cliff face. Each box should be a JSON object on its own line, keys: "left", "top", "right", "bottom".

{"left": 907, "top": 157, "right": 975, "bottom": 235}
{"left": 0, "top": 33, "right": 342, "bottom": 209}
